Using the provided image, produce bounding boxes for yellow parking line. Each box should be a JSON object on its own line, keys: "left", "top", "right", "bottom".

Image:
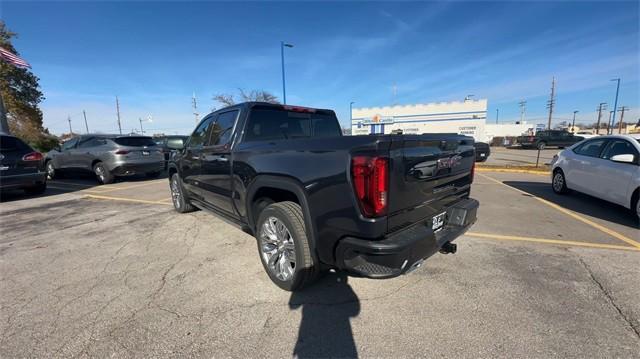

{"left": 467, "top": 232, "right": 640, "bottom": 252}
{"left": 476, "top": 168, "right": 550, "bottom": 176}
{"left": 84, "top": 194, "right": 172, "bottom": 206}
{"left": 478, "top": 173, "right": 640, "bottom": 249}
{"left": 94, "top": 181, "right": 160, "bottom": 193}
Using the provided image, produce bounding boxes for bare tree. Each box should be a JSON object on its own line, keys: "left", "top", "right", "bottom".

{"left": 213, "top": 88, "right": 279, "bottom": 107}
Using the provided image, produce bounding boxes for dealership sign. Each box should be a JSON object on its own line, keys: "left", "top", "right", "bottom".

{"left": 362, "top": 114, "right": 394, "bottom": 125}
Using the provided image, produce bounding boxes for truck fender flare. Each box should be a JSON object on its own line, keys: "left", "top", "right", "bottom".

{"left": 246, "top": 175, "right": 317, "bottom": 251}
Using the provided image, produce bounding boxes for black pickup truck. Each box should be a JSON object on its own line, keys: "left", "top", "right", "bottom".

{"left": 168, "top": 102, "right": 479, "bottom": 290}
{"left": 516, "top": 130, "right": 584, "bottom": 150}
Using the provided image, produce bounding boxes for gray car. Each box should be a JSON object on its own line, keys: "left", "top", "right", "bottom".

{"left": 45, "top": 134, "right": 164, "bottom": 184}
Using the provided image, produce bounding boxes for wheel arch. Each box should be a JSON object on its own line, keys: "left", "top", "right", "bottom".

{"left": 246, "top": 175, "right": 316, "bottom": 250}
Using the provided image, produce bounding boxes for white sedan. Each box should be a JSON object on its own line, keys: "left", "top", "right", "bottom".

{"left": 550, "top": 134, "right": 640, "bottom": 220}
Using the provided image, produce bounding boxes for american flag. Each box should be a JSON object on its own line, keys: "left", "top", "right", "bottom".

{"left": 0, "top": 46, "right": 31, "bottom": 68}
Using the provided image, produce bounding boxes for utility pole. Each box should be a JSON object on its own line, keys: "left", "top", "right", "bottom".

{"left": 83, "top": 110, "right": 89, "bottom": 133}
{"left": 546, "top": 76, "right": 556, "bottom": 130}
{"left": 67, "top": 115, "right": 72, "bottom": 134}
{"left": 495, "top": 108, "right": 499, "bottom": 124}
{"left": 518, "top": 100, "right": 527, "bottom": 123}
{"left": 607, "top": 111, "right": 614, "bottom": 135}
{"left": 349, "top": 101, "right": 355, "bottom": 124}
{"left": 571, "top": 110, "right": 578, "bottom": 133}
{"left": 115, "top": 96, "right": 122, "bottom": 135}
{"left": 192, "top": 92, "right": 199, "bottom": 124}
{"left": 595, "top": 103, "right": 606, "bottom": 135}
{"left": 618, "top": 106, "right": 629, "bottom": 134}
{"left": 610, "top": 78, "right": 621, "bottom": 129}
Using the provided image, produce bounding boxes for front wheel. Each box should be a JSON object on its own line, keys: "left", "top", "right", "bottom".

{"left": 552, "top": 169, "right": 569, "bottom": 194}
{"left": 256, "top": 201, "right": 320, "bottom": 291}
{"left": 170, "top": 173, "right": 196, "bottom": 213}
{"left": 46, "top": 161, "right": 57, "bottom": 180}
{"left": 537, "top": 142, "right": 546, "bottom": 150}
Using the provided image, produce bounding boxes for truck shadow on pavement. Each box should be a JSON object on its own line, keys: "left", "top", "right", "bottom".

{"left": 504, "top": 181, "right": 639, "bottom": 229}
{"left": 289, "top": 271, "right": 360, "bottom": 358}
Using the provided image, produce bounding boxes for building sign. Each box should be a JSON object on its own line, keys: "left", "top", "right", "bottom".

{"left": 362, "top": 114, "right": 394, "bottom": 125}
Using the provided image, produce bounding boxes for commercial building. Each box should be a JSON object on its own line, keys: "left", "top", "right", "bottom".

{"left": 351, "top": 99, "right": 488, "bottom": 141}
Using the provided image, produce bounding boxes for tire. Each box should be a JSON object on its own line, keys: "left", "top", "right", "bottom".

{"left": 146, "top": 171, "right": 162, "bottom": 179}
{"left": 537, "top": 142, "right": 546, "bottom": 150}
{"left": 256, "top": 201, "right": 320, "bottom": 291}
{"left": 170, "top": 173, "right": 196, "bottom": 213}
{"left": 632, "top": 191, "right": 640, "bottom": 222}
{"left": 93, "top": 162, "right": 114, "bottom": 184}
{"left": 552, "top": 169, "right": 569, "bottom": 194}
{"left": 24, "top": 182, "right": 46, "bottom": 195}
{"left": 45, "top": 161, "right": 57, "bottom": 180}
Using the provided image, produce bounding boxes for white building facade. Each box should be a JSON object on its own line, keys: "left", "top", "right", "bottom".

{"left": 351, "top": 99, "right": 488, "bottom": 141}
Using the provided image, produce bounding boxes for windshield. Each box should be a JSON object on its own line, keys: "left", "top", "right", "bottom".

{"left": 112, "top": 137, "right": 156, "bottom": 147}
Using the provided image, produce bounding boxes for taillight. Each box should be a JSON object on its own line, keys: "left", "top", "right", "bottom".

{"left": 351, "top": 156, "right": 388, "bottom": 217}
{"left": 22, "top": 152, "right": 43, "bottom": 161}
{"left": 114, "top": 150, "right": 130, "bottom": 155}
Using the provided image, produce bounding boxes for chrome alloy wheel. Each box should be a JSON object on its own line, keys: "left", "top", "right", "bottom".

{"left": 94, "top": 165, "right": 106, "bottom": 182}
{"left": 259, "top": 217, "right": 296, "bottom": 281}
{"left": 171, "top": 177, "right": 181, "bottom": 209}
{"left": 46, "top": 162, "right": 55, "bottom": 179}
{"left": 552, "top": 172, "right": 564, "bottom": 192}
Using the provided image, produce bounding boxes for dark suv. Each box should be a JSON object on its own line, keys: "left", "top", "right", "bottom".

{"left": 0, "top": 134, "right": 47, "bottom": 194}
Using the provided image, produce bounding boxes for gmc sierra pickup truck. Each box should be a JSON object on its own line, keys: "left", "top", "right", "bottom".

{"left": 168, "top": 102, "right": 479, "bottom": 291}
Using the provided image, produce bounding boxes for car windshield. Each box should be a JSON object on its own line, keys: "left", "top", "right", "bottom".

{"left": 112, "top": 137, "right": 156, "bottom": 147}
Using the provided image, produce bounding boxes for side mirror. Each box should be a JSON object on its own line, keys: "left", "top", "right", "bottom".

{"left": 610, "top": 154, "right": 635, "bottom": 164}
{"left": 167, "top": 139, "right": 185, "bottom": 150}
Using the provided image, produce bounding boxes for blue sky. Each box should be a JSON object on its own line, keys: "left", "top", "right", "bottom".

{"left": 2, "top": 1, "right": 639, "bottom": 135}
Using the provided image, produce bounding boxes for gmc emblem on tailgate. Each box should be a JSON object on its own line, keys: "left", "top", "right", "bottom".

{"left": 436, "top": 155, "right": 462, "bottom": 170}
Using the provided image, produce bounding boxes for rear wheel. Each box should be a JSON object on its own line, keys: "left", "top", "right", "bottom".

{"left": 552, "top": 169, "right": 569, "bottom": 194}
{"left": 93, "top": 162, "right": 114, "bottom": 184}
{"left": 24, "top": 182, "right": 46, "bottom": 195}
{"left": 256, "top": 201, "right": 320, "bottom": 291}
{"left": 170, "top": 173, "right": 196, "bottom": 213}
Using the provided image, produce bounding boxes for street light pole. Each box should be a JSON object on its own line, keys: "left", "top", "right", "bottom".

{"left": 280, "top": 41, "right": 293, "bottom": 104}
{"left": 571, "top": 110, "right": 578, "bottom": 133}
{"left": 139, "top": 118, "right": 144, "bottom": 134}
{"left": 610, "top": 78, "right": 621, "bottom": 132}
{"left": 350, "top": 101, "right": 355, "bottom": 124}
{"left": 495, "top": 108, "right": 499, "bottom": 124}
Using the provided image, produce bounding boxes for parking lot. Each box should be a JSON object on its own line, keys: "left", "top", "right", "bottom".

{"left": 1, "top": 171, "right": 639, "bottom": 357}
{"left": 483, "top": 147, "right": 558, "bottom": 167}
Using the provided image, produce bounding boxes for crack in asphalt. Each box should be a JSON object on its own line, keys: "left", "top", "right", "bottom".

{"left": 578, "top": 258, "right": 640, "bottom": 340}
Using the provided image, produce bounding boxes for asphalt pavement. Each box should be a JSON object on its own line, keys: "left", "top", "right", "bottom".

{"left": 0, "top": 172, "right": 638, "bottom": 357}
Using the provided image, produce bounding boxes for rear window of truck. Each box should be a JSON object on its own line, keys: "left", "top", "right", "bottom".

{"left": 113, "top": 137, "right": 156, "bottom": 147}
{"left": 244, "top": 108, "right": 341, "bottom": 141}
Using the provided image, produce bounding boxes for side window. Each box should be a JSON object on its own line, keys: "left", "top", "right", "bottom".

{"left": 573, "top": 139, "right": 608, "bottom": 158}
{"left": 210, "top": 110, "right": 239, "bottom": 146}
{"left": 601, "top": 140, "right": 638, "bottom": 160}
{"left": 61, "top": 138, "right": 79, "bottom": 151}
{"left": 78, "top": 137, "right": 106, "bottom": 148}
{"left": 188, "top": 116, "right": 214, "bottom": 148}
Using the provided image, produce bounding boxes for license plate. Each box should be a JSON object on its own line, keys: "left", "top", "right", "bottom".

{"left": 432, "top": 212, "right": 446, "bottom": 232}
{"left": 142, "top": 151, "right": 150, "bottom": 156}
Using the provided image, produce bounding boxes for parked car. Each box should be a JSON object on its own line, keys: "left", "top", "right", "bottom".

{"left": 168, "top": 102, "right": 479, "bottom": 291}
{"left": 0, "top": 134, "right": 47, "bottom": 194}
{"left": 45, "top": 134, "right": 164, "bottom": 184}
{"left": 551, "top": 134, "right": 640, "bottom": 220}
{"left": 575, "top": 131, "right": 599, "bottom": 139}
{"left": 154, "top": 135, "right": 188, "bottom": 170}
{"left": 474, "top": 142, "right": 490, "bottom": 162}
{"left": 517, "top": 130, "right": 584, "bottom": 149}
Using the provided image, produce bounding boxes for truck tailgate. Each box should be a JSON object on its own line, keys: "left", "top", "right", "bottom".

{"left": 387, "top": 134, "right": 475, "bottom": 233}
